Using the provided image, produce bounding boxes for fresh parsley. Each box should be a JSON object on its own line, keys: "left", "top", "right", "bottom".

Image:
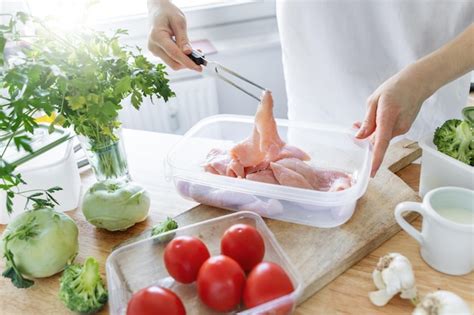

{"left": 0, "top": 12, "right": 174, "bottom": 211}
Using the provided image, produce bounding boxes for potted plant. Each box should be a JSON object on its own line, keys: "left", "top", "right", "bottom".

{"left": 0, "top": 13, "right": 174, "bottom": 230}
{"left": 2, "top": 13, "right": 174, "bottom": 182}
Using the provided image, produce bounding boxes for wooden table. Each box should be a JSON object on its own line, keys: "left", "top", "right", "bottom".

{"left": 0, "top": 129, "right": 472, "bottom": 314}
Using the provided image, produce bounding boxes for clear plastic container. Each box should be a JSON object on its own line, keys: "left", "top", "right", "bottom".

{"left": 0, "top": 127, "right": 81, "bottom": 224}
{"left": 419, "top": 136, "right": 474, "bottom": 197}
{"left": 166, "top": 115, "right": 372, "bottom": 228}
{"left": 106, "top": 211, "right": 303, "bottom": 315}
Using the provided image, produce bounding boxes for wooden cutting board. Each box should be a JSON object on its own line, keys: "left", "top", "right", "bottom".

{"left": 174, "top": 139, "right": 422, "bottom": 303}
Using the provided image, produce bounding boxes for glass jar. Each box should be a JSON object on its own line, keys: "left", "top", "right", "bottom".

{"left": 78, "top": 129, "right": 130, "bottom": 182}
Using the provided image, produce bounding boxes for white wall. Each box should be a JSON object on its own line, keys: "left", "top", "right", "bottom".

{"left": 186, "top": 17, "right": 287, "bottom": 118}
{"left": 212, "top": 44, "right": 287, "bottom": 118}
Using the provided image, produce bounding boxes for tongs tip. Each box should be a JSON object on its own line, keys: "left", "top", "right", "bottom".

{"left": 188, "top": 50, "right": 265, "bottom": 102}
{"left": 214, "top": 64, "right": 265, "bottom": 102}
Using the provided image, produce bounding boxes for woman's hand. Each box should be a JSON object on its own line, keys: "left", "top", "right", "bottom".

{"left": 354, "top": 66, "right": 429, "bottom": 177}
{"left": 147, "top": 0, "right": 201, "bottom": 71}
{"left": 355, "top": 24, "right": 474, "bottom": 177}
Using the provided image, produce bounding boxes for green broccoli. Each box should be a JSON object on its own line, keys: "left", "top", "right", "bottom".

{"left": 151, "top": 217, "right": 178, "bottom": 244}
{"left": 59, "top": 257, "right": 108, "bottom": 314}
{"left": 463, "top": 106, "right": 474, "bottom": 124}
{"left": 433, "top": 119, "right": 474, "bottom": 166}
{"left": 151, "top": 217, "right": 178, "bottom": 236}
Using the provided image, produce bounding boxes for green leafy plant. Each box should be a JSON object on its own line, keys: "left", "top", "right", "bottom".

{"left": 0, "top": 12, "right": 174, "bottom": 210}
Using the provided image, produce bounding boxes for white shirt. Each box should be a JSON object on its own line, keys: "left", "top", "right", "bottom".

{"left": 277, "top": 0, "right": 474, "bottom": 141}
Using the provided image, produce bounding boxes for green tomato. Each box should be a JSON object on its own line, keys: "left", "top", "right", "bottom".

{"left": 1, "top": 208, "right": 79, "bottom": 278}
{"left": 82, "top": 180, "right": 150, "bottom": 231}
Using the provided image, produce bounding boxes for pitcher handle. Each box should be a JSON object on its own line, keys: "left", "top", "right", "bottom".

{"left": 395, "top": 201, "right": 425, "bottom": 245}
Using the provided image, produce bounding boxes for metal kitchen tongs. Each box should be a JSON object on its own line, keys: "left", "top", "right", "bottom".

{"left": 188, "top": 50, "right": 265, "bottom": 102}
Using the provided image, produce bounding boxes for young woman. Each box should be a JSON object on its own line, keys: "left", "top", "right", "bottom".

{"left": 147, "top": 0, "right": 474, "bottom": 176}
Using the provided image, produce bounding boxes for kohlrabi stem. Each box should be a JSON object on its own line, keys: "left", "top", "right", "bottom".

{"left": 411, "top": 295, "right": 420, "bottom": 306}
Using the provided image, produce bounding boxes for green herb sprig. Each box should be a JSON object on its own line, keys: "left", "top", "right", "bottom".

{"left": 0, "top": 12, "right": 174, "bottom": 210}
{"left": 151, "top": 217, "right": 178, "bottom": 244}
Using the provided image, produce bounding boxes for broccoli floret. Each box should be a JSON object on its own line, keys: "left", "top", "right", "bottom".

{"left": 151, "top": 217, "right": 178, "bottom": 236}
{"left": 151, "top": 217, "right": 178, "bottom": 244}
{"left": 433, "top": 119, "right": 474, "bottom": 166}
{"left": 59, "top": 257, "right": 108, "bottom": 314}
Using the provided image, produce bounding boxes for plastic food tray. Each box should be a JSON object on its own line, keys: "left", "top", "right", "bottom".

{"left": 106, "top": 211, "right": 302, "bottom": 315}
{"left": 166, "top": 115, "right": 372, "bottom": 228}
{"left": 419, "top": 136, "right": 474, "bottom": 196}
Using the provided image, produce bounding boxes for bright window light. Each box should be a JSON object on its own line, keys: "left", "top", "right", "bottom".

{"left": 2, "top": 0, "right": 258, "bottom": 24}
{"left": 0, "top": 0, "right": 264, "bottom": 34}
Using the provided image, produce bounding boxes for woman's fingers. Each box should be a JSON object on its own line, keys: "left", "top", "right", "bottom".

{"left": 170, "top": 16, "right": 192, "bottom": 54}
{"left": 352, "top": 121, "right": 362, "bottom": 130}
{"left": 370, "top": 112, "right": 396, "bottom": 177}
{"left": 371, "top": 135, "right": 390, "bottom": 177}
{"left": 158, "top": 34, "right": 201, "bottom": 71}
{"left": 148, "top": 1, "right": 201, "bottom": 72}
{"left": 356, "top": 96, "right": 378, "bottom": 139}
{"left": 148, "top": 41, "right": 183, "bottom": 70}
{"left": 355, "top": 94, "right": 396, "bottom": 177}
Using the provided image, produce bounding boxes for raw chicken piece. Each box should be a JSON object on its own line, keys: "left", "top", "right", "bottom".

{"left": 187, "top": 183, "right": 255, "bottom": 208}
{"left": 274, "top": 158, "right": 320, "bottom": 189}
{"left": 230, "top": 91, "right": 309, "bottom": 168}
{"left": 204, "top": 148, "right": 231, "bottom": 175}
{"left": 246, "top": 169, "right": 279, "bottom": 184}
{"left": 244, "top": 161, "right": 270, "bottom": 175}
{"left": 328, "top": 177, "right": 352, "bottom": 192}
{"left": 238, "top": 198, "right": 284, "bottom": 216}
{"left": 270, "top": 162, "right": 313, "bottom": 189}
{"left": 202, "top": 90, "right": 352, "bottom": 194}
{"left": 276, "top": 145, "right": 311, "bottom": 161}
{"left": 182, "top": 181, "right": 282, "bottom": 215}
{"left": 314, "top": 169, "right": 352, "bottom": 192}
{"left": 226, "top": 159, "right": 245, "bottom": 178}
{"left": 275, "top": 158, "right": 352, "bottom": 191}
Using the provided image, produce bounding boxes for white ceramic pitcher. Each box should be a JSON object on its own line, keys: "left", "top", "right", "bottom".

{"left": 395, "top": 187, "right": 474, "bottom": 276}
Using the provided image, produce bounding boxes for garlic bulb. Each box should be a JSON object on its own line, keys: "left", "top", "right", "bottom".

{"left": 369, "top": 253, "right": 418, "bottom": 306}
{"left": 412, "top": 291, "right": 471, "bottom": 315}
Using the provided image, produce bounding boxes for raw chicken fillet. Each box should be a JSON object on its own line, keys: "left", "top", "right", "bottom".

{"left": 204, "top": 91, "right": 352, "bottom": 192}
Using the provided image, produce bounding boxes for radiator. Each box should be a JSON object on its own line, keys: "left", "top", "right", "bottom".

{"left": 119, "top": 76, "right": 219, "bottom": 135}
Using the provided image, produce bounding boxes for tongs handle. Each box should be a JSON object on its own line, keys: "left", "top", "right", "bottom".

{"left": 187, "top": 50, "right": 206, "bottom": 66}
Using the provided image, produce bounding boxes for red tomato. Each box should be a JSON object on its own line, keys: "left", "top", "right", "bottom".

{"left": 243, "top": 262, "right": 294, "bottom": 309}
{"left": 197, "top": 255, "right": 246, "bottom": 312}
{"left": 221, "top": 224, "right": 265, "bottom": 272}
{"left": 127, "top": 286, "right": 186, "bottom": 315}
{"left": 164, "top": 236, "right": 210, "bottom": 283}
